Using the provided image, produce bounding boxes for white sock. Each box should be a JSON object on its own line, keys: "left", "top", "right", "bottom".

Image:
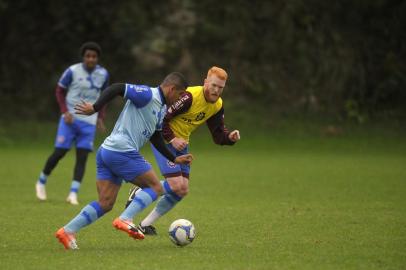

{"left": 140, "top": 209, "right": 162, "bottom": 227}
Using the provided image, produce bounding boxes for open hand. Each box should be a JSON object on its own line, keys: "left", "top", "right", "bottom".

{"left": 63, "top": 112, "right": 74, "bottom": 124}
{"left": 74, "top": 100, "right": 95, "bottom": 115}
{"left": 171, "top": 137, "right": 188, "bottom": 151}
{"left": 174, "top": 154, "right": 193, "bottom": 165}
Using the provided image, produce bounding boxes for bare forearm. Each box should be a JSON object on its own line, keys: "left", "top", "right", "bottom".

{"left": 55, "top": 85, "right": 68, "bottom": 113}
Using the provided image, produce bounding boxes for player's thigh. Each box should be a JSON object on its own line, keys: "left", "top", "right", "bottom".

{"left": 99, "top": 147, "right": 152, "bottom": 184}
{"left": 180, "top": 163, "right": 191, "bottom": 179}
{"left": 75, "top": 120, "right": 96, "bottom": 151}
{"left": 151, "top": 144, "right": 182, "bottom": 177}
{"left": 178, "top": 145, "right": 191, "bottom": 178}
{"left": 132, "top": 169, "right": 163, "bottom": 194}
{"left": 166, "top": 175, "right": 186, "bottom": 192}
{"left": 96, "top": 179, "right": 121, "bottom": 210}
{"left": 54, "top": 116, "right": 75, "bottom": 149}
{"left": 96, "top": 147, "right": 122, "bottom": 186}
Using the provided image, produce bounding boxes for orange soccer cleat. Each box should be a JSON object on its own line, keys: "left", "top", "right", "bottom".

{"left": 55, "top": 228, "right": 79, "bottom": 250}
{"left": 112, "top": 218, "right": 145, "bottom": 240}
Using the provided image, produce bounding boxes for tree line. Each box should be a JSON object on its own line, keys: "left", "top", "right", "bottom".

{"left": 0, "top": 0, "right": 405, "bottom": 121}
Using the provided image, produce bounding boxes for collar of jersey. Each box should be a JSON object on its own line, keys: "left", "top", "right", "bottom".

{"left": 158, "top": 86, "right": 166, "bottom": 105}
{"left": 81, "top": 63, "right": 99, "bottom": 74}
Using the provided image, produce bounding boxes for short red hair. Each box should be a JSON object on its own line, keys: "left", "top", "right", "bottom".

{"left": 207, "top": 66, "right": 228, "bottom": 80}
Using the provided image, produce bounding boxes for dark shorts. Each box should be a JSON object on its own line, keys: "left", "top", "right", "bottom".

{"left": 151, "top": 143, "right": 190, "bottom": 178}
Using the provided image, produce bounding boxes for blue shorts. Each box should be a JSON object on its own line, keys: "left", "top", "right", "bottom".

{"left": 54, "top": 116, "right": 96, "bottom": 151}
{"left": 96, "top": 147, "right": 152, "bottom": 185}
{"left": 151, "top": 143, "right": 190, "bottom": 178}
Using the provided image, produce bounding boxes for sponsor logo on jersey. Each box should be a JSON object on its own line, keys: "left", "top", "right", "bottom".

{"left": 195, "top": 112, "right": 206, "bottom": 121}
{"left": 142, "top": 129, "right": 152, "bottom": 138}
{"left": 181, "top": 117, "right": 192, "bottom": 124}
{"left": 172, "top": 94, "right": 190, "bottom": 111}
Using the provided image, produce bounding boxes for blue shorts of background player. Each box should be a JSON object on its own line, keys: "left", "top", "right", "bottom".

{"left": 96, "top": 147, "right": 152, "bottom": 186}
{"left": 151, "top": 143, "right": 190, "bottom": 178}
{"left": 55, "top": 116, "right": 97, "bottom": 151}
{"left": 35, "top": 115, "right": 98, "bottom": 205}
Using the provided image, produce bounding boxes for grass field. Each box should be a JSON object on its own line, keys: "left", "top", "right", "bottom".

{"left": 0, "top": 122, "right": 405, "bottom": 269}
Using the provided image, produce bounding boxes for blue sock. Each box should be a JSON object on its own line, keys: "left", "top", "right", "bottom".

{"left": 64, "top": 201, "right": 104, "bottom": 233}
{"left": 161, "top": 180, "right": 182, "bottom": 200}
{"left": 120, "top": 188, "right": 158, "bottom": 220}
{"left": 70, "top": 180, "right": 81, "bottom": 193}
{"left": 156, "top": 193, "right": 182, "bottom": 215}
{"left": 155, "top": 180, "right": 183, "bottom": 215}
{"left": 38, "top": 172, "right": 48, "bottom": 185}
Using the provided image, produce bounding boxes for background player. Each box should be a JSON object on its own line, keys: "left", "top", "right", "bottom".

{"left": 127, "top": 66, "right": 240, "bottom": 235}
{"left": 55, "top": 73, "right": 193, "bottom": 250}
{"left": 35, "top": 42, "right": 109, "bottom": 205}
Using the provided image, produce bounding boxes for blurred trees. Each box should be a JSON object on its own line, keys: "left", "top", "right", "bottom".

{"left": 0, "top": 0, "right": 405, "bottom": 121}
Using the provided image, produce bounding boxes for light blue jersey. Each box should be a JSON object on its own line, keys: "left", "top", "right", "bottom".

{"left": 102, "top": 84, "right": 167, "bottom": 152}
{"left": 59, "top": 63, "right": 109, "bottom": 125}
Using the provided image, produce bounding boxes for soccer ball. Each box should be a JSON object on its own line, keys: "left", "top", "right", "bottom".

{"left": 168, "top": 219, "right": 196, "bottom": 246}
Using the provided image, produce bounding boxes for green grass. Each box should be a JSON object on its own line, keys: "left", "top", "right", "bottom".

{"left": 0, "top": 122, "right": 405, "bottom": 269}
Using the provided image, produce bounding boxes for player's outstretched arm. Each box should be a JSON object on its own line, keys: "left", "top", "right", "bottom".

{"left": 207, "top": 107, "right": 240, "bottom": 145}
{"left": 74, "top": 83, "right": 125, "bottom": 115}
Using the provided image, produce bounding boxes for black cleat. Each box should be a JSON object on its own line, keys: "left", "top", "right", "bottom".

{"left": 125, "top": 186, "right": 140, "bottom": 209}
{"left": 137, "top": 224, "right": 158, "bottom": 236}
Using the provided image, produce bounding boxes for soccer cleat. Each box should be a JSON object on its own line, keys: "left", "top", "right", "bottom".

{"left": 112, "top": 218, "right": 145, "bottom": 240}
{"left": 137, "top": 224, "right": 158, "bottom": 236}
{"left": 55, "top": 228, "right": 79, "bottom": 250}
{"left": 66, "top": 192, "right": 79, "bottom": 205}
{"left": 125, "top": 186, "right": 141, "bottom": 209}
{"left": 35, "top": 181, "right": 47, "bottom": 201}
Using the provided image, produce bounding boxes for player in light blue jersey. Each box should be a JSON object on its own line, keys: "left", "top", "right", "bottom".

{"left": 35, "top": 42, "right": 109, "bottom": 205}
{"left": 55, "top": 72, "right": 193, "bottom": 250}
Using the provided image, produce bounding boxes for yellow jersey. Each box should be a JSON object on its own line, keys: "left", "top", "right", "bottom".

{"left": 168, "top": 86, "right": 223, "bottom": 142}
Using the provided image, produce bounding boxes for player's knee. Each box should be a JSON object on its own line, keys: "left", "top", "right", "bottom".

{"left": 169, "top": 182, "right": 182, "bottom": 194}
{"left": 176, "top": 186, "right": 188, "bottom": 197}
{"left": 100, "top": 202, "right": 114, "bottom": 212}
{"left": 150, "top": 182, "right": 163, "bottom": 195}
{"left": 52, "top": 148, "right": 68, "bottom": 160}
{"left": 182, "top": 186, "right": 189, "bottom": 196}
{"left": 171, "top": 182, "right": 188, "bottom": 197}
{"left": 99, "top": 199, "right": 115, "bottom": 212}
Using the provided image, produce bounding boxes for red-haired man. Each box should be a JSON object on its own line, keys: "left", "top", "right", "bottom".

{"left": 126, "top": 66, "right": 241, "bottom": 235}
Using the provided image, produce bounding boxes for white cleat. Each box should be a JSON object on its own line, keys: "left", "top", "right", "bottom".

{"left": 35, "top": 182, "right": 47, "bottom": 201}
{"left": 66, "top": 192, "right": 79, "bottom": 205}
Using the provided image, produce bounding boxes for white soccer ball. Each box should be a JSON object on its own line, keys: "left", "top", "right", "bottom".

{"left": 168, "top": 219, "right": 196, "bottom": 246}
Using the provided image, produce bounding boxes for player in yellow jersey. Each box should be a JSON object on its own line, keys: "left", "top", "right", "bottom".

{"left": 125, "top": 66, "right": 240, "bottom": 235}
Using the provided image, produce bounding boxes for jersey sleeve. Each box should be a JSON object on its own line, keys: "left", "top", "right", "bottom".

{"left": 58, "top": 68, "right": 73, "bottom": 88}
{"left": 55, "top": 85, "right": 68, "bottom": 113}
{"left": 162, "top": 92, "right": 193, "bottom": 141}
{"left": 206, "top": 106, "right": 235, "bottom": 145}
{"left": 124, "top": 84, "right": 153, "bottom": 108}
